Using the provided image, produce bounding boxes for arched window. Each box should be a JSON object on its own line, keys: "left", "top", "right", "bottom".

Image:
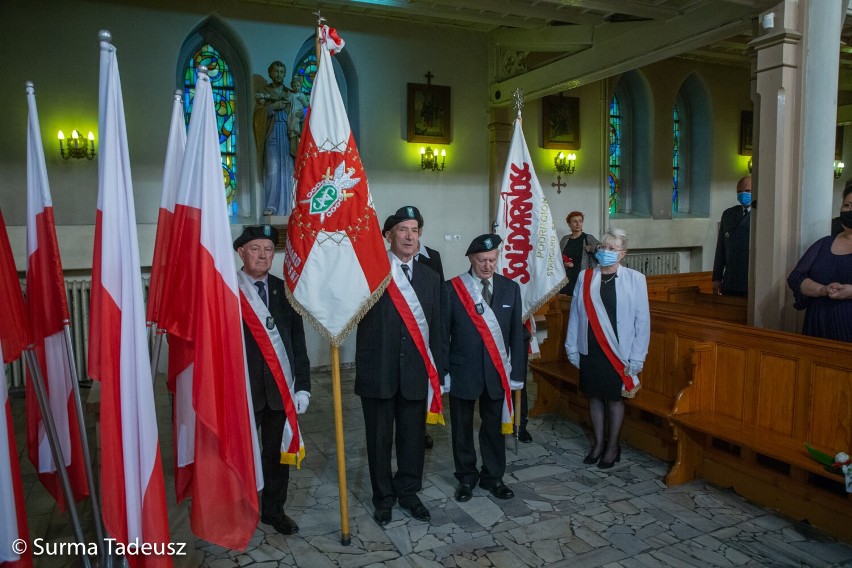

{"left": 673, "top": 74, "right": 712, "bottom": 217}
{"left": 609, "top": 71, "right": 652, "bottom": 218}
{"left": 178, "top": 16, "right": 253, "bottom": 221}
{"left": 183, "top": 44, "right": 238, "bottom": 217}
{"left": 672, "top": 100, "right": 681, "bottom": 213}
{"left": 609, "top": 94, "right": 622, "bottom": 216}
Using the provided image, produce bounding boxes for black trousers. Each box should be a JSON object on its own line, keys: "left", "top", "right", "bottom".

{"left": 256, "top": 405, "right": 291, "bottom": 521}
{"left": 361, "top": 393, "right": 426, "bottom": 509}
{"left": 449, "top": 393, "right": 505, "bottom": 487}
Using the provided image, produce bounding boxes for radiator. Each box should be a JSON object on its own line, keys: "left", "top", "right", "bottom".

{"left": 622, "top": 251, "right": 679, "bottom": 276}
{"left": 6, "top": 275, "right": 151, "bottom": 390}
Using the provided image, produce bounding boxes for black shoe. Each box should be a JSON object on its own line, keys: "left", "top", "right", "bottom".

{"left": 583, "top": 447, "right": 603, "bottom": 465}
{"left": 598, "top": 445, "right": 622, "bottom": 470}
{"left": 425, "top": 433, "right": 434, "bottom": 449}
{"left": 480, "top": 481, "right": 514, "bottom": 500}
{"left": 400, "top": 501, "right": 431, "bottom": 522}
{"left": 518, "top": 428, "right": 532, "bottom": 443}
{"left": 454, "top": 482, "right": 473, "bottom": 502}
{"left": 261, "top": 513, "right": 299, "bottom": 535}
{"left": 373, "top": 507, "right": 392, "bottom": 526}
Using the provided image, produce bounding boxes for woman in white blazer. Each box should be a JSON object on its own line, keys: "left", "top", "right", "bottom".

{"left": 564, "top": 228, "right": 650, "bottom": 469}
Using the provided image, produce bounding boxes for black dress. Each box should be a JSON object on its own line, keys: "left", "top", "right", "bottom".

{"left": 560, "top": 235, "right": 586, "bottom": 295}
{"left": 579, "top": 275, "right": 622, "bottom": 400}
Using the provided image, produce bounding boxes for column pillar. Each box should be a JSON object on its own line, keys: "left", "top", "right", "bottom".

{"left": 488, "top": 105, "right": 514, "bottom": 223}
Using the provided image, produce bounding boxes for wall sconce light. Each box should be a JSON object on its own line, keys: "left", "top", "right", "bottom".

{"left": 747, "top": 158, "right": 753, "bottom": 174}
{"left": 420, "top": 146, "right": 446, "bottom": 172}
{"left": 58, "top": 129, "right": 96, "bottom": 160}
{"left": 554, "top": 151, "right": 576, "bottom": 174}
{"left": 835, "top": 160, "right": 845, "bottom": 179}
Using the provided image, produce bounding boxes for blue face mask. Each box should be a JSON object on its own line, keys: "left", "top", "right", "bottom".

{"left": 737, "top": 192, "right": 752, "bottom": 207}
{"left": 596, "top": 249, "right": 620, "bottom": 267}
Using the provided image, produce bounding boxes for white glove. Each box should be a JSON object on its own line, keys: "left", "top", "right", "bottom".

{"left": 441, "top": 373, "right": 451, "bottom": 394}
{"left": 567, "top": 352, "right": 580, "bottom": 369}
{"left": 625, "top": 360, "right": 643, "bottom": 376}
{"left": 294, "top": 390, "right": 311, "bottom": 414}
{"left": 509, "top": 380, "right": 524, "bottom": 391}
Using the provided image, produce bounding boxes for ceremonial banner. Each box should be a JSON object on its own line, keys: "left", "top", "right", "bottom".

{"left": 496, "top": 114, "right": 567, "bottom": 355}
{"left": 159, "top": 65, "right": 261, "bottom": 550}
{"left": 0, "top": 209, "right": 33, "bottom": 567}
{"left": 24, "top": 82, "right": 89, "bottom": 511}
{"left": 284, "top": 25, "right": 390, "bottom": 344}
{"left": 88, "top": 33, "right": 172, "bottom": 567}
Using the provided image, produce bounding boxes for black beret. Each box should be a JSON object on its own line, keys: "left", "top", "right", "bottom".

{"left": 382, "top": 205, "right": 423, "bottom": 233}
{"left": 465, "top": 233, "right": 502, "bottom": 255}
{"left": 233, "top": 224, "right": 279, "bottom": 250}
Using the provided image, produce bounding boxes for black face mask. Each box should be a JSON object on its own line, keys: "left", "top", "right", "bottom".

{"left": 842, "top": 210, "right": 852, "bottom": 229}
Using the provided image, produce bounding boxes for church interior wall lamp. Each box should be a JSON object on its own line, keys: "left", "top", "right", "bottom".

{"left": 58, "top": 129, "right": 96, "bottom": 160}
{"left": 835, "top": 160, "right": 845, "bottom": 179}
{"left": 554, "top": 151, "right": 576, "bottom": 174}
{"left": 420, "top": 146, "right": 446, "bottom": 172}
{"left": 747, "top": 158, "right": 753, "bottom": 174}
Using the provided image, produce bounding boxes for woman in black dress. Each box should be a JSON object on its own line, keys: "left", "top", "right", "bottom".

{"left": 564, "top": 228, "right": 650, "bottom": 469}
{"left": 559, "top": 211, "right": 599, "bottom": 295}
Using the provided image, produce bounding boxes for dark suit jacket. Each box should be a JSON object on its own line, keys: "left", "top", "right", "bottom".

{"left": 444, "top": 273, "right": 525, "bottom": 401}
{"left": 416, "top": 246, "right": 444, "bottom": 281}
{"left": 243, "top": 273, "right": 311, "bottom": 412}
{"left": 355, "top": 261, "right": 444, "bottom": 400}
{"left": 713, "top": 204, "right": 751, "bottom": 295}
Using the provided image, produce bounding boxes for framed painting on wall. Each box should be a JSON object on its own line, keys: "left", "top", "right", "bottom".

{"left": 836, "top": 126, "right": 844, "bottom": 160}
{"left": 739, "top": 110, "right": 753, "bottom": 156}
{"left": 407, "top": 83, "right": 451, "bottom": 144}
{"left": 541, "top": 95, "right": 580, "bottom": 150}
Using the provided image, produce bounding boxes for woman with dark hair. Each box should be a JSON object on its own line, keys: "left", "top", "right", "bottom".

{"left": 787, "top": 185, "right": 852, "bottom": 342}
{"left": 564, "top": 228, "right": 650, "bottom": 469}
{"left": 559, "top": 211, "right": 599, "bottom": 295}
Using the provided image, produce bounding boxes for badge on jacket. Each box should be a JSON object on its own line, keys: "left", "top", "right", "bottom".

{"left": 266, "top": 316, "right": 275, "bottom": 330}
{"left": 475, "top": 303, "right": 484, "bottom": 315}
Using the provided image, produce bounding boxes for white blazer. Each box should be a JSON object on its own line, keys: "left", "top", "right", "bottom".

{"left": 564, "top": 265, "right": 650, "bottom": 364}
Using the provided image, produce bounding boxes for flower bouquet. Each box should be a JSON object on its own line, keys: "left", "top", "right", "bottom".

{"left": 805, "top": 444, "right": 852, "bottom": 493}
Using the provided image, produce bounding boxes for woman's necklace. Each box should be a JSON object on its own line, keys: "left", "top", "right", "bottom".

{"left": 601, "top": 272, "right": 617, "bottom": 284}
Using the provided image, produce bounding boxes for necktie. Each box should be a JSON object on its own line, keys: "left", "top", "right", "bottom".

{"left": 254, "top": 281, "right": 267, "bottom": 306}
{"left": 481, "top": 278, "right": 492, "bottom": 305}
{"left": 401, "top": 264, "right": 411, "bottom": 282}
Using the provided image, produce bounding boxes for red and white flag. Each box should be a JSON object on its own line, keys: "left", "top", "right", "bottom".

{"left": 24, "top": 81, "right": 89, "bottom": 511}
{"left": 0, "top": 209, "right": 33, "bottom": 568}
{"left": 284, "top": 25, "right": 390, "bottom": 344}
{"left": 496, "top": 114, "right": 567, "bottom": 357}
{"left": 159, "top": 65, "right": 261, "bottom": 550}
{"left": 88, "top": 33, "right": 172, "bottom": 567}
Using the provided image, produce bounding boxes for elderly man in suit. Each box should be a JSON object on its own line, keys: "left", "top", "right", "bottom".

{"left": 713, "top": 175, "right": 752, "bottom": 296}
{"left": 234, "top": 225, "right": 311, "bottom": 536}
{"left": 445, "top": 234, "right": 525, "bottom": 502}
{"left": 355, "top": 206, "right": 445, "bottom": 526}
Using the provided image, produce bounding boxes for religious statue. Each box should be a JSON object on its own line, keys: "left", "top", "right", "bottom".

{"left": 286, "top": 76, "right": 310, "bottom": 158}
{"left": 254, "top": 60, "right": 298, "bottom": 216}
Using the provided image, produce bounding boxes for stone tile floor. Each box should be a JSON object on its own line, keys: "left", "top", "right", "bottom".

{"left": 10, "top": 366, "right": 852, "bottom": 567}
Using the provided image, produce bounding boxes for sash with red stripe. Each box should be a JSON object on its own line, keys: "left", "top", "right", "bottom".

{"left": 237, "top": 273, "right": 304, "bottom": 467}
{"left": 450, "top": 273, "right": 514, "bottom": 433}
{"left": 386, "top": 268, "right": 444, "bottom": 424}
{"left": 582, "top": 268, "right": 638, "bottom": 392}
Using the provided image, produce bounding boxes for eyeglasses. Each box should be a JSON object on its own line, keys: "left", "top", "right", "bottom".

{"left": 596, "top": 245, "right": 624, "bottom": 253}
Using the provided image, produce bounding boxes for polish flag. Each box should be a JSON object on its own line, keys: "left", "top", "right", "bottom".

{"left": 496, "top": 114, "right": 568, "bottom": 357}
{"left": 0, "top": 209, "right": 33, "bottom": 568}
{"left": 145, "top": 90, "right": 194, "bottom": 502}
{"left": 284, "top": 25, "right": 390, "bottom": 344}
{"left": 159, "top": 65, "right": 261, "bottom": 550}
{"left": 88, "top": 32, "right": 172, "bottom": 567}
{"left": 24, "top": 81, "right": 89, "bottom": 511}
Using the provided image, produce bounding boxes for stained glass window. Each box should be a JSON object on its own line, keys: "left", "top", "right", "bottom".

{"left": 672, "top": 103, "right": 680, "bottom": 214}
{"left": 294, "top": 53, "right": 317, "bottom": 96}
{"left": 609, "top": 94, "right": 621, "bottom": 216}
{"left": 183, "top": 43, "right": 238, "bottom": 218}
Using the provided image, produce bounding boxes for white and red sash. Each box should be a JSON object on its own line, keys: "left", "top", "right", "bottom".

{"left": 237, "top": 272, "right": 304, "bottom": 467}
{"left": 451, "top": 273, "right": 514, "bottom": 433}
{"left": 582, "top": 268, "right": 639, "bottom": 393}
{"left": 386, "top": 255, "right": 443, "bottom": 424}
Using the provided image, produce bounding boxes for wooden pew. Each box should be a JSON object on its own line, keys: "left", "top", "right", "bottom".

{"left": 646, "top": 271, "right": 713, "bottom": 300}
{"left": 666, "top": 319, "right": 852, "bottom": 542}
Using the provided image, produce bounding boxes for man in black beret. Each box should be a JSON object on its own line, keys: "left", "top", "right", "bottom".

{"left": 233, "top": 225, "right": 311, "bottom": 535}
{"left": 444, "top": 233, "right": 525, "bottom": 502}
{"left": 356, "top": 207, "right": 445, "bottom": 526}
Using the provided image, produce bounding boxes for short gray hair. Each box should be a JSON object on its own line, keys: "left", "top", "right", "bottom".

{"left": 601, "top": 227, "right": 628, "bottom": 251}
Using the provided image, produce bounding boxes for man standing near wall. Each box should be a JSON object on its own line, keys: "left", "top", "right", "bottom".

{"left": 713, "top": 175, "right": 752, "bottom": 296}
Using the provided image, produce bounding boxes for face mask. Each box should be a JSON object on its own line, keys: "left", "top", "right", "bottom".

{"left": 737, "top": 192, "right": 752, "bottom": 207}
{"left": 596, "top": 249, "right": 620, "bottom": 267}
{"left": 841, "top": 210, "right": 852, "bottom": 229}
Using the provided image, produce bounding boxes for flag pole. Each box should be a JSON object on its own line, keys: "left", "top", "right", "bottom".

{"left": 62, "top": 323, "right": 106, "bottom": 562}
{"left": 149, "top": 327, "right": 165, "bottom": 382}
{"left": 330, "top": 344, "right": 351, "bottom": 545}
{"left": 23, "top": 348, "right": 93, "bottom": 568}
{"left": 513, "top": 390, "right": 521, "bottom": 454}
